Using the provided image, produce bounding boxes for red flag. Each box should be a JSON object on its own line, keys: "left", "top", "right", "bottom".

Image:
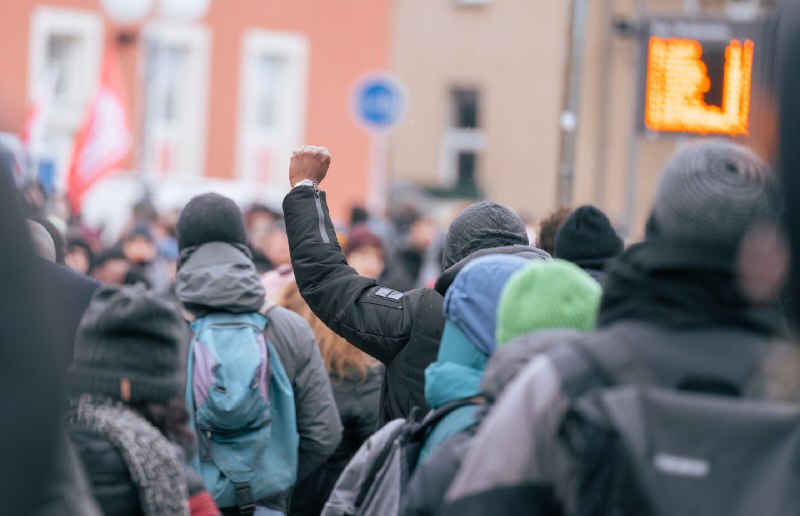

{"left": 67, "top": 46, "right": 132, "bottom": 214}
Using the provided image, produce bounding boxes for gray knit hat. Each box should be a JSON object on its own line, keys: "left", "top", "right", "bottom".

{"left": 68, "top": 284, "right": 187, "bottom": 403}
{"left": 648, "top": 139, "right": 782, "bottom": 250}
{"left": 443, "top": 201, "right": 529, "bottom": 269}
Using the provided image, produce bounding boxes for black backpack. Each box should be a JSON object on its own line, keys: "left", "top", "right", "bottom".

{"left": 548, "top": 337, "right": 800, "bottom": 516}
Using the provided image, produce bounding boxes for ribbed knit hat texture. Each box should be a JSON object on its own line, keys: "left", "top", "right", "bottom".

{"left": 648, "top": 139, "right": 782, "bottom": 250}
{"left": 68, "top": 284, "right": 187, "bottom": 403}
{"left": 496, "top": 259, "right": 601, "bottom": 346}
{"left": 177, "top": 193, "right": 248, "bottom": 250}
{"left": 554, "top": 205, "right": 622, "bottom": 268}
{"left": 443, "top": 202, "right": 529, "bottom": 269}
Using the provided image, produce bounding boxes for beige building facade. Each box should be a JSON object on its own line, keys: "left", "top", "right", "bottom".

{"left": 390, "top": 0, "right": 772, "bottom": 238}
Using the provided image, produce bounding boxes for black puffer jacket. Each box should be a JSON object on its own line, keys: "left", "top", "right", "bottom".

{"left": 70, "top": 426, "right": 212, "bottom": 516}
{"left": 69, "top": 426, "right": 144, "bottom": 515}
{"left": 291, "top": 366, "right": 383, "bottom": 515}
{"left": 284, "top": 187, "right": 550, "bottom": 425}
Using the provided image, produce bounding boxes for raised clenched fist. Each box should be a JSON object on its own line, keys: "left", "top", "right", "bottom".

{"left": 289, "top": 145, "right": 331, "bottom": 187}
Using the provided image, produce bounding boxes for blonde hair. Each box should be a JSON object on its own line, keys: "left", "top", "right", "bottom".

{"left": 278, "top": 281, "right": 378, "bottom": 381}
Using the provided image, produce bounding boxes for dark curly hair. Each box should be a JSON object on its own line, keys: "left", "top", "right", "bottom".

{"left": 538, "top": 206, "right": 572, "bottom": 256}
{"left": 130, "top": 398, "right": 196, "bottom": 458}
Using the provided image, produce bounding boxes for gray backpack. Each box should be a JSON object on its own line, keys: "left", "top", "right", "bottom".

{"left": 549, "top": 338, "right": 800, "bottom": 516}
{"left": 322, "top": 399, "right": 478, "bottom": 516}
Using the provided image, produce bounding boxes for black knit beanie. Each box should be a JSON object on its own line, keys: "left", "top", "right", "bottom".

{"left": 648, "top": 139, "right": 782, "bottom": 250}
{"left": 68, "top": 285, "right": 187, "bottom": 403}
{"left": 177, "top": 193, "right": 247, "bottom": 251}
{"left": 555, "top": 205, "right": 623, "bottom": 269}
{"left": 443, "top": 201, "right": 529, "bottom": 269}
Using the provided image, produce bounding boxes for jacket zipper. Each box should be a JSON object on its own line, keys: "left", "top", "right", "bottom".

{"left": 312, "top": 186, "right": 331, "bottom": 244}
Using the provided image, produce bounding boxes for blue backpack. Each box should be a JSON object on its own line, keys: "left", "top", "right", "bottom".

{"left": 186, "top": 308, "right": 299, "bottom": 513}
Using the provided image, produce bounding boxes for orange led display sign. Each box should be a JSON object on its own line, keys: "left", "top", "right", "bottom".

{"left": 644, "top": 37, "right": 754, "bottom": 135}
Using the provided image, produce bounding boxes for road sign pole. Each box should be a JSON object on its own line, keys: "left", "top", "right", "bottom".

{"left": 368, "top": 133, "right": 389, "bottom": 215}
{"left": 351, "top": 72, "right": 406, "bottom": 217}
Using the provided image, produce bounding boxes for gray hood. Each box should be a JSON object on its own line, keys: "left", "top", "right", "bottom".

{"left": 479, "top": 329, "right": 585, "bottom": 401}
{"left": 443, "top": 201, "right": 531, "bottom": 270}
{"left": 434, "top": 245, "right": 550, "bottom": 296}
{"left": 176, "top": 242, "right": 265, "bottom": 315}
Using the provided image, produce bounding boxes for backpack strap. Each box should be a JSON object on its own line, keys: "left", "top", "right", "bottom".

{"left": 412, "top": 398, "right": 484, "bottom": 440}
{"left": 232, "top": 481, "right": 256, "bottom": 515}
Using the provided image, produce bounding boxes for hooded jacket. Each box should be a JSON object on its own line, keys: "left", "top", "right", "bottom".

{"left": 420, "top": 255, "right": 529, "bottom": 460}
{"left": 176, "top": 242, "right": 343, "bottom": 512}
{"left": 283, "top": 186, "right": 549, "bottom": 424}
{"left": 401, "top": 330, "right": 582, "bottom": 516}
{"left": 442, "top": 242, "right": 800, "bottom": 515}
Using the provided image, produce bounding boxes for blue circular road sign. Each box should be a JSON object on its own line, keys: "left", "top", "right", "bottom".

{"left": 352, "top": 74, "right": 407, "bottom": 131}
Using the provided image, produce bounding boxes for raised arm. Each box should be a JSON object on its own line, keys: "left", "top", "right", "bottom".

{"left": 283, "top": 146, "right": 421, "bottom": 365}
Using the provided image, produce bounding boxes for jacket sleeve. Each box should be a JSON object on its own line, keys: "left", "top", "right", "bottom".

{"left": 442, "top": 356, "right": 570, "bottom": 516}
{"left": 283, "top": 186, "right": 419, "bottom": 365}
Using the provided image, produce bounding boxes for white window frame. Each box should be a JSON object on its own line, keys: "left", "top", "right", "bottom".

{"left": 236, "top": 30, "right": 309, "bottom": 187}
{"left": 141, "top": 21, "right": 211, "bottom": 178}
{"left": 438, "top": 128, "right": 486, "bottom": 188}
{"left": 29, "top": 7, "right": 104, "bottom": 130}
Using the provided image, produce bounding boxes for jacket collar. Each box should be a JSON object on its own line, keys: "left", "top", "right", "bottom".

{"left": 434, "top": 244, "right": 550, "bottom": 296}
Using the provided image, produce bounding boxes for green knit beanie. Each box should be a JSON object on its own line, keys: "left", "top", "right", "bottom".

{"left": 496, "top": 259, "right": 602, "bottom": 347}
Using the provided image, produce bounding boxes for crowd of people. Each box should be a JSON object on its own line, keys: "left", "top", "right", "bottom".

{"left": 5, "top": 131, "right": 795, "bottom": 515}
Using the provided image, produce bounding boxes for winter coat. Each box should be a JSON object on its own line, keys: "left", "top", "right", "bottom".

{"left": 176, "top": 241, "right": 343, "bottom": 512}
{"left": 401, "top": 431, "right": 472, "bottom": 516}
{"left": 39, "top": 259, "right": 100, "bottom": 368}
{"left": 67, "top": 394, "right": 219, "bottom": 516}
{"left": 442, "top": 242, "right": 800, "bottom": 515}
{"left": 418, "top": 363, "right": 482, "bottom": 460}
{"left": 418, "top": 254, "right": 529, "bottom": 460}
{"left": 283, "top": 186, "right": 550, "bottom": 424}
{"left": 401, "top": 329, "right": 576, "bottom": 516}
{"left": 290, "top": 366, "right": 383, "bottom": 516}
{"left": 70, "top": 423, "right": 217, "bottom": 516}
{"left": 70, "top": 424, "right": 155, "bottom": 515}
{"left": 29, "top": 430, "right": 103, "bottom": 516}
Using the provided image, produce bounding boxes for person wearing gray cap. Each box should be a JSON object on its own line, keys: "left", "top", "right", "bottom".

{"left": 443, "top": 139, "right": 800, "bottom": 516}
{"left": 283, "top": 146, "right": 550, "bottom": 425}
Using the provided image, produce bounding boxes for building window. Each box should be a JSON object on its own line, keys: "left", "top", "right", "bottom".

{"left": 237, "top": 30, "right": 309, "bottom": 186}
{"left": 438, "top": 87, "right": 485, "bottom": 198}
{"left": 29, "top": 7, "right": 103, "bottom": 186}
{"left": 142, "top": 23, "right": 210, "bottom": 178}
{"left": 452, "top": 89, "right": 480, "bottom": 128}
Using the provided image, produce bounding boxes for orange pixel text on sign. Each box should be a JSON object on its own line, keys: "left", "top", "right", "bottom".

{"left": 644, "top": 37, "right": 754, "bottom": 135}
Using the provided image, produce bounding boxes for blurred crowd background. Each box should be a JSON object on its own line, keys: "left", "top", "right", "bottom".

{"left": 0, "top": 0, "right": 782, "bottom": 253}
